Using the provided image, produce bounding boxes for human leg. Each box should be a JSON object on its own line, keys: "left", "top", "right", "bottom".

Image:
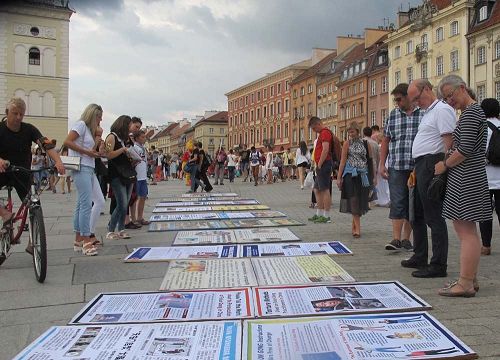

{"left": 252, "top": 166, "right": 259, "bottom": 186}
{"left": 386, "top": 168, "right": 412, "bottom": 251}
{"left": 89, "top": 173, "right": 105, "bottom": 235}
{"left": 72, "top": 167, "right": 97, "bottom": 255}
{"left": 298, "top": 166, "right": 305, "bottom": 188}
{"left": 267, "top": 168, "right": 272, "bottom": 184}
{"left": 108, "top": 178, "right": 128, "bottom": 233}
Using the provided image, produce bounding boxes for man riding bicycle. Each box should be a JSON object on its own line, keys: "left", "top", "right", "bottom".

{"left": 0, "top": 98, "right": 65, "bottom": 252}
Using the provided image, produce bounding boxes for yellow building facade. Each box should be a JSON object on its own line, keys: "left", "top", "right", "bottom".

{"left": 386, "top": 0, "right": 474, "bottom": 110}
{"left": 193, "top": 111, "right": 228, "bottom": 158}
{"left": 0, "top": 1, "right": 73, "bottom": 145}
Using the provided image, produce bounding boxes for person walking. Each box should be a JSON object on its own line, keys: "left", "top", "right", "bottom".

{"left": 64, "top": 103, "right": 106, "bottom": 256}
{"left": 196, "top": 142, "right": 213, "bottom": 192}
{"left": 479, "top": 98, "right": 500, "bottom": 256}
{"left": 434, "top": 75, "right": 491, "bottom": 297}
{"left": 185, "top": 142, "right": 204, "bottom": 193}
{"left": 214, "top": 147, "right": 227, "bottom": 185}
{"left": 249, "top": 146, "right": 261, "bottom": 186}
{"left": 265, "top": 145, "right": 274, "bottom": 184}
{"left": 227, "top": 149, "right": 237, "bottom": 183}
{"left": 337, "top": 122, "right": 376, "bottom": 237}
{"left": 283, "top": 147, "right": 292, "bottom": 180}
{"left": 295, "top": 141, "right": 311, "bottom": 189}
{"left": 380, "top": 83, "right": 423, "bottom": 252}
{"left": 239, "top": 144, "right": 250, "bottom": 182}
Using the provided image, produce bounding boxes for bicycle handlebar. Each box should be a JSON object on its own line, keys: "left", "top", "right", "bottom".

{"left": 4, "top": 161, "right": 56, "bottom": 174}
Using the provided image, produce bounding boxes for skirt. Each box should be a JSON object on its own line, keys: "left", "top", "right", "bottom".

{"left": 339, "top": 174, "right": 370, "bottom": 216}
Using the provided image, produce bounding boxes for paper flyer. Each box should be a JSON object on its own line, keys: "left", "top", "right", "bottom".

{"left": 69, "top": 288, "right": 253, "bottom": 324}
{"left": 253, "top": 281, "right": 431, "bottom": 318}
{"left": 251, "top": 255, "right": 355, "bottom": 286}
{"left": 124, "top": 245, "right": 239, "bottom": 262}
{"left": 149, "top": 210, "right": 287, "bottom": 222}
{"left": 160, "top": 258, "right": 258, "bottom": 290}
{"left": 241, "top": 241, "right": 352, "bottom": 257}
{"left": 14, "top": 321, "right": 241, "bottom": 360}
{"left": 242, "top": 312, "right": 477, "bottom": 359}
{"left": 153, "top": 204, "right": 270, "bottom": 213}
{"left": 156, "top": 199, "right": 260, "bottom": 207}
{"left": 149, "top": 218, "right": 304, "bottom": 232}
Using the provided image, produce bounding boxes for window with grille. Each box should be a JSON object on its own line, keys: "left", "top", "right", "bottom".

{"left": 370, "top": 111, "right": 376, "bottom": 126}
{"left": 394, "top": 46, "right": 401, "bottom": 58}
{"left": 436, "top": 27, "right": 444, "bottom": 42}
{"left": 450, "top": 50, "right": 459, "bottom": 71}
{"left": 395, "top": 71, "right": 401, "bottom": 85}
{"left": 29, "top": 47, "right": 40, "bottom": 65}
{"left": 479, "top": 6, "right": 488, "bottom": 21}
{"left": 477, "top": 47, "right": 486, "bottom": 65}
{"left": 421, "top": 62, "right": 428, "bottom": 79}
{"left": 381, "top": 76, "right": 388, "bottom": 93}
{"left": 370, "top": 80, "right": 376, "bottom": 96}
{"left": 450, "top": 21, "right": 459, "bottom": 36}
{"left": 407, "top": 67, "right": 413, "bottom": 83}
{"left": 477, "top": 85, "right": 486, "bottom": 103}
{"left": 436, "top": 56, "right": 444, "bottom": 76}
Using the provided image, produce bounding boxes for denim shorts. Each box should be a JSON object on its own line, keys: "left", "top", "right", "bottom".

{"left": 314, "top": 160, "right": 333, "bottom": 191}
{"left": 136, "top": 180, "right": 148, "bottom": 197}
{"left": 388, "top": 168, "right": 412, "bottom": 219}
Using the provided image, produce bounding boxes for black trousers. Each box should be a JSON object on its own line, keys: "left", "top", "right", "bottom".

{"left": 412, "top": 153, "right": 448, "bottom": 268}
{"left": 195, "top": 168, "right": 212, "bottom": 192}
{"left": 479, "top": 189, "right": 500, "bottom": 247}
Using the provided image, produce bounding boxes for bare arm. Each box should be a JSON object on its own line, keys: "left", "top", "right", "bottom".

{"left": 442, "top": 133, "right": 453, "bottom": 152}
{"left": 378, "top": 136, "right": 390, "bottom": 179}
{"left": 105, "top": 134, "right": 127, "bottom": 160}
{"left": 336, "top": 141, "right": 349, "bottom": 188}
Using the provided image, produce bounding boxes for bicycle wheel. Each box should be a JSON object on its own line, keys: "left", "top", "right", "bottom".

{"left": 29, "top": 206, "right": 47, "bottom": 283}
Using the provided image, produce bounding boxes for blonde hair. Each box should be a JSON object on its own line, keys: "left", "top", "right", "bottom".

{"left": 5, "top": 97, "right": 26, "bottom": 113}
{"left": 80, "top": 103, "right": 102, "bottom": 140}
{"left": 347, "top": 121, "right": 360, "bottom": 134}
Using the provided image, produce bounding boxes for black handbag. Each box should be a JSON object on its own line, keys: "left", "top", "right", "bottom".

{"left": 427, "top": 173, "right": 447, "bottom": 202}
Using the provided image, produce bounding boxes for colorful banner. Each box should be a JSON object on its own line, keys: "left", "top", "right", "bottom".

{"left": 253, "top": 281, "right": 431, "bottom": 318}
{"left": 69, "top": 289, "right": 253, "bottom": 324}
{"left": 243, "top": 312, "right": 476, "bottom": 359}
{"left": 251, "top": 255, "right": 355, "bottom": 285}
{"left": 153, "top": 204, "right": 269, "bottom": 213}
{"left": 14, "top": 321, "right": 241, "bottom": 360}
{"left": 241, "top": 241, "right": 352, "bottom": 257}
{"left": 149, "top": 210, "right": 286, "bottom": 222}
{"left": 156, "top": 199, "right": 260, "bottom": 207}
{"left": 149, "top": 218, "right": 304, "bottom": 232}
{"left": 160, "top": 259, "right": 258, "bottom": 290}
{"left": 124, "top": 245, "right": 239, "bottom": 262}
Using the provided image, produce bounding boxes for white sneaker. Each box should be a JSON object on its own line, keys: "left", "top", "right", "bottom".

{"left": 118, "top": 230, "right": 131, "bottom": 239}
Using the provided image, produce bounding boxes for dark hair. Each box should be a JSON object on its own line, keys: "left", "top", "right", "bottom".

{"left": 133, "top": 129, "right": 145, "bottom": 139}
{"left": 299, "top": 141, "right": 307, "bottom": 156}
{"left": 250, "top": 146, "right": 256, "bottom": 151}
{"left": 110, "top": 115, "right": 132, "bottom": 140}
{"left": 229, "top": 149, "right": 233, "bottom": 154}
{"left": 363, "top": 127, "right": 372, "bottom": 137}
{"left": 481, "top": 98, "right": 500, "bottom": 118}
{"left": 197, "top": 141, "right": 203, "bottom": 148}
{"left": 131, "top": 116, "right": 142, "bottom": 125}
{"left": 371, "top": 125, "right": 379, "bottom": 131}
{"left": 391, "top": 83, "right": 409, "bottom": 96}
{"left": 308, "top": 116, "right": 321, "bottom": 128}
{"left": 280, "top": 146, "right": 284, "bottom": 151}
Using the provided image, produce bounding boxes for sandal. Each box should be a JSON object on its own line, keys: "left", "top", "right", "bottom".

{"left": 105, "top": 232, "right": 121, "bottom": 240}
{"left": 89, "top": 234, "right": 102, "bottom": 246}
{"left": 73, "top": 240, "right": 83, "bottom": 252}
{"left": 444, "top": 278, "right": 479, "bottom": 292}
{"left": 352, "top": 233, "right": 360, "bottom": 238}
{"left": 438, "top": 281, "right": 476, "bottom": 298}
{"left": 82, "top": 241, "right": 98, "bottom": 256}
{"left": 139, "top": 219, "right": 150, "bottom": 225}
{"left": 118, "top": 230, "right": 131, "bottom": 239}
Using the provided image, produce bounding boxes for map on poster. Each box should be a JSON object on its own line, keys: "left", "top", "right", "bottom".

{"left": 173, "top": 228, "right": 301, "bottom": 245}
{"left": 149, "top": 218, "right": 304, "bottom": 232}
{"left": 160, "top": 258, "right": 258, "bottom": 290}
{"left": 14, "top": 321, "right": 241, "bottom": 360}
{"left": 241, "top": 241, "right": 352, "bottom": 257}
{"left": 242, "top": 312, "right": 476, "bottom": 359}
{"left": 253, "top": 281, "right": 431, "bottom": 318}
{"left": 156, "top": 199, "right": 260, "bottom": 207}
{"left": 149, "top": 210, "right": 287, "bottom": 222}
{"left": 124, "top": 245, "right": 239, "bottom": 262}
{"left": 69, "top": 288, "right": 253, "bottom": 324}
{"left": 153, "top": 204, "right": 269, "bottom": 213}
{"left": 251, "top": 255, "right": 355, "bottom": 286}
{"left": 160, "top": 196, "right": 242, "bottom": 202}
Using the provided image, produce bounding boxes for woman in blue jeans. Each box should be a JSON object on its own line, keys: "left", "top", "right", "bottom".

{"left": 105, "top": 115, "right": 135, "bottom": 240}
{"left": 63, "top": 104, "right": 105, "bottom": 256}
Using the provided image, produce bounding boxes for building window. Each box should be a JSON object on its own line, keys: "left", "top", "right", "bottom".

{"left": 479, "top": 5, "right": 488, "bottom": 21}
{"left": 496, "top": 41, "right": 500, "bottom": 59}
{"left": 381, "top": 109, "right": 388, "bottom": 127}
{"left": 477, "top": 46, "right": 486, "bottom": 64}
{"left": 270, "top": 103, "right": 274, "bottom": 116}
{"left": 209, "top": 138, "right": 214, "bottom": 145}
{"left": 381, "top": 76, "right": 388, "bottom": 93}
{"left": 29, "top": 47, "right": 40, "bottom": 65}
{"left": 394, "top": 46, "right": 401, "bottom": 58}
{"left": 239, "top": 114, "right": 243, "bottom": 124}
{"left": 299, "top": 128, "right": 305, "bottom": 141}
{"left": 263, "top": 88, "right": 267, "bottom": 98}
{"left": 285, "top": 99, "right": 289, "bottom": 112}
{"left": 245, "top": 112, "right": 248, "bottom": 122}
{"left": 307, "top": 84, "right": 313, "bottom": 93}
{"left": 436, "top": 56, "right": 444, "bottom": 76}
{"left": 300, "top": 87, "right": 305, "bottom": 96}
{"left": 370, "top": 79, "right": 376, "bottom": 96}
{"left": 395, "top": 71, "right": 401, "bottom": 85}
{"left": 450, "top": 50, "right": 459, "bottom": 71}
{"left": 277, "top": 83, "right": 281, "bottom": 93}
{"left": 293, "top": 89, "right": 297, "bottom": 99}
{"left": 300, "top": 105, "right": 305, "bottom": 118}
{"left": 406, "top": 40, "right": 414, "bottom": 54}
{"left": 353, "top": 84, "right": 357, "bottom": 95}
{"left": 361, "top": 60, "right": 366, "bottom": 71}
{"left": 263, "top": 106, "right": 267, "bottom": 117}
{"left": 407, "top": 67, "right": 413, "bottom": 83}
{"left": 436, "top": 27, "right": 444, "bottom": 42}
{"left": 277, "top": 101, "right": 281, "bottom": 114}
{"left": 421, "top": 62, "right": 428, "bottom": 79}
{"left": 220, "top": 128, "right": 225, "bottom": 134}
{"left": 359, "top": 101, "right": 364, "bottom": 115}
{"left": 284, "top": 123, "right": 289, "bottom": 138}
{"left": 307, "top": 102, "right": 313, "bottom": 116}
{"left": 496, "top": 82, "right": 500, "bottom": 102}
{"left": 450, "top": 21, "right": 459, "bottom": 36}
{"left": 277, "top": 124, "right": 281, "bottom": 138}
{"left": 370, "top": 111, "right": 376, "bottom": 126}
{"left": 359, "top": 82, "right": 364, "bottom": 92}
{"left": 270, "top": 86, "right": 274, "bottom": 96}
{"left": 285, "top": 81, "right": 290, "bottom": 91}
{"left": 257, "top": 91, "right": 261, "bottom": 101}
{"left": 477, "top": 85, "right": 486, "bottom": 103}
{"left": 245, "top": 96, "right": 248, "bottom": 105}
{"left": 251, "top": 93, "right": 254, "bottom": 103}
{"left": 293, "top": 129, "right": 297, "bottom": 143}
{"left": 250, "top": 110, "right": 254, "bottom": 121}
{"left": 209, "top": 127, "right": 214, "bottom": 134}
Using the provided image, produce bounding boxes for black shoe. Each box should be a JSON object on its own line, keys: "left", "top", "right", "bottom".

{"left": 125, "top": 222, "right": 140, "bottom": 229}
{"left": 412, "top": 266, "right": 447, "bottom": 278}
{"left": 401, "top": 239, "right": 413, "bottom": 251}
{"left": 385, "top": 239, "right": 401, "bottom": 250}
{"left": 401, "top": 257, "right": 427, "bottom": 269}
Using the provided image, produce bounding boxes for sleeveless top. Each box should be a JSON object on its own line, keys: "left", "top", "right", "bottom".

{"left": 108, "top": 133, "right": 133, "bottom": 180}
{"left": 347, "top": 138, "right": 367, "bottom": 169}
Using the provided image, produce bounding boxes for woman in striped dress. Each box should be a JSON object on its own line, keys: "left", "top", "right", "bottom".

{"left": 434, "top": 75, "right": 491, "bottom": 297}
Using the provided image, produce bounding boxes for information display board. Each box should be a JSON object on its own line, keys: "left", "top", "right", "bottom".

{"left": 149, "top": 218, "right": 304, "bottom": 232}
{"left": 241, "top": 241, "right": 352, "bottom": 257}
{"left": 124, "top": 245, "right": 239, "bottom": 262}
{"left": 153, "top": 204, "right": 269, "bottom": 213}
{"left": 173, "top": 228, "right": 301, "bottom": 245}
{"left": 149, "top": 210, "right": 286, "bottom": 222}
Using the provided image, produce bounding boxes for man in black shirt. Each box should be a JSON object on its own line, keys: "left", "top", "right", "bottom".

{"left": 240, "top": 144, "right": 250, "bottom": 182}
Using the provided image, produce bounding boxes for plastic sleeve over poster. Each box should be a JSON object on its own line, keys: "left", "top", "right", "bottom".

{"left": 124, "top": 245, "right": 239, "bottom": 262}
{"left": 241, "top": 241, "right": 352, "bottom": 257}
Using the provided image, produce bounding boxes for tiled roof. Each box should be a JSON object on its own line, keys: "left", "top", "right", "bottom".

{"left": 195, "top": 111, "right": 228, "bottom": 127}
{"left": 431, "top": 0, "right": 453, "bottom": 10}
{"left": 468, "top": 1, "right": 500, "bottom": 35}
{"left": 150, "top": 122, "right": 178, "bottom": 140}
{"left": 290, "top": 51, "right": 338, "bottom": 84}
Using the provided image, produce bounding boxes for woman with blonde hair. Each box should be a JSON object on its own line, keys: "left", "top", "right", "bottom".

{"left": 63, "top": 104, "right": 106, "bottom": 256}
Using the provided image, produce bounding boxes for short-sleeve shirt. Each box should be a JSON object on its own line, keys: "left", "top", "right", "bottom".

{"left": 134, "top": 143, "right": 148, "bottom": 181}
{"left": 68, "top": 120, "right": 96, "bottom": 168}
{"left": 0, "top": 121, "right": 43, "bottom": 169}
{"left": 250, "top": 151, "right": 261, "bottom": 166}
{"left": 314, "top": 128, "right": 333, "bottom": 164}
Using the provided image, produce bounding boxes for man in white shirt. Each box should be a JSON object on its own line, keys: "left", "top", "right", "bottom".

{"left": 405, "top": 79, "right": 456, "bottom": 278}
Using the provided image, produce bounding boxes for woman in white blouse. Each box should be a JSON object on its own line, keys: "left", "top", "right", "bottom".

{"left": 295, "top": 141, "right": 311, "bottom": 189}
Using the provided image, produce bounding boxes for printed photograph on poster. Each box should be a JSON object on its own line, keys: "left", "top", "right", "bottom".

{"left": 69, "top": 288, "right": 254, "bottom": 324}
{"left": 148, "top": 218, "right": 304, "bottom": 232}
{"left": 153, "top": 204, "right": 270, "bottom": 213}
{"left": 160, "top": 258, "right": 258, "bottom": 290}
{"left": 14, "top": 321, "right": 241, "bottom": 360}
{"left": 241, "top": 241, "right": 352, "bottom": 257}
{"left": 159, "top": 196, "right": 242, "bottom": 202}
{"left": 253, "top": 281, "right": 431, "bottom": 318}
{"left": 242, "top": 312, "right": 476, "bottom": 359}
{"left": 156, "top": 199, "right": 260, "bottom": 207}
{"left": 233, "top": 228, "right": 301, "bottom": 243}
{"left": 124, "top": 245, "right": 239, "bottom": 262}
{"left": 251, "top": 255, "right": 355, "bottom": 286}
{"left": 149, "top": 210, "right": 287, "bottom": 222}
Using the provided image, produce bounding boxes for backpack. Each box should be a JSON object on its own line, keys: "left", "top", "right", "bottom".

{"left": 202, "top": 153, "right": 212, "bottom": 169}
{"left": 486, "top": 121, "right": 500, "bottom": 165}
{"left": 217, "top": 151, "right": 226, "bottom": 163}
{"left": 322, "top": 128, "right": 342, "bottom": 170}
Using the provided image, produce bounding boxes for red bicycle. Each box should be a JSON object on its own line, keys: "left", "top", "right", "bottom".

{"left": 0, "top": 163, "right": 52, "bottom": 283}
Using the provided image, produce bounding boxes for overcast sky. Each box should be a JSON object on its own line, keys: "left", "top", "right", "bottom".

{"left": 68, "top": 0, "right": 421, "bottom": 131}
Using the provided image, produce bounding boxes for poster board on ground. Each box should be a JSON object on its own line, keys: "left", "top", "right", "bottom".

{"left": 159, "top": 258, "right": 258, "bottom": 290}
{"left": 159, "top": 196, "right": 242, "bottom": 202}
{"left": 251, "top": 255, "right": 355, "bottom": 286}
{"left": 253, "top": 281, "right": 431, "bottom": 318}
{"left": 153, "top": 204, "right": 269, "bottom": 213}
{"left": 156, "top": 199, "right": 260, "bottom": 207}
{"left": 149, "top": 218, "right": 304, "bottom": 232}
{"left": 242, "top": 312, "right": 477, "bottom": 359}
{"left": 241, "top": 241, "right": 352, "bottom": 257}
{"left": 124, "top": 245, "right": 239, "bottom": 262}
{"left": 172, "top": 192, "right": 239, "bottom": 198}
{"left": 14, "top": 321, "right": 241, "bottom": 360}
{"left": 149, "top": 210, "right": 286, "bottom": 222}
{"left": 68, "top": 288, "right": 253, "bottom": 325}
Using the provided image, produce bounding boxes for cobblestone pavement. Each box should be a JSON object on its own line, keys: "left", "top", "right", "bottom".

{"left": 0, "top": 177, "right": 499, "bottom": 359}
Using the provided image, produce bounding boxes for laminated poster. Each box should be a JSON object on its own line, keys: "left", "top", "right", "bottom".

{"left": 243, "top": 312, "right": 477, "bottom": 359}
{"left": 159, "top": 196, "right": 243, "bottom": 202}
{"left": 253, "top": 281, "right": 431, "bottom": 318}
{"left": 124, "top": 245, "right": 239, "bottom": 262}
{"left": 14, "top": 321, "right": 241, "bottom": 360}
{"left": 156, "top": 199, "right": 260, "bottom": 207}
{"left": 153, "top": 204, "right": 269, "bottom": 213}
{"left": 69, "top": 288, "right": 253, "bottom": 324}
{"left": 174, "top": 192, "right": 239, "bottom": 198}
{"left": 149, "top": 218, "right": 304, "bottom": 232}
{"left": 149, "top": 210, "right": 286, "bottom": 222}
{"left": 241, "top": 241, "right": 352, "bottom": 257}
{"left": 173, "top": 228, "right": 301, "bottom": 245}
